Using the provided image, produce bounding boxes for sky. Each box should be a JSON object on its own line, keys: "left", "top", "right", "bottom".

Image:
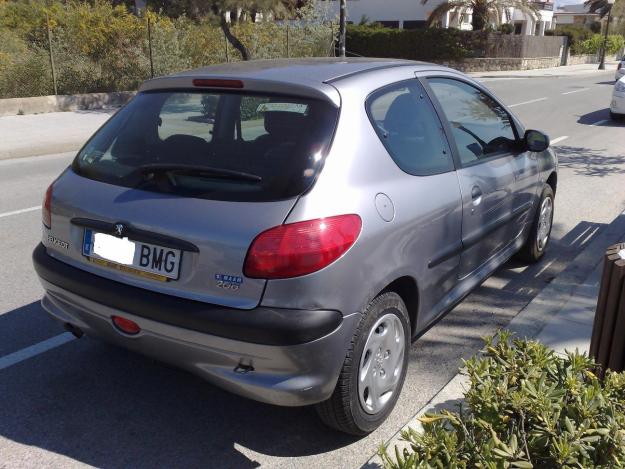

{"left": 555, "top": 0, "right": 586, "bottom": 6}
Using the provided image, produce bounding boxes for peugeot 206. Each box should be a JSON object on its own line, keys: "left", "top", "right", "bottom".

{"left": 33, "top": 58, "right": 557, "bottom": 435}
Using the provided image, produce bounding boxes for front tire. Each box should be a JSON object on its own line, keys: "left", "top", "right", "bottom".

{"left": 315, "top": 292, "right": 410, "bottom": 436}
{"left": 610, "top": 111, "right": 623, "bottom": 120}
{"left": 517, "top": 184, "right": 554, "bottom": 263}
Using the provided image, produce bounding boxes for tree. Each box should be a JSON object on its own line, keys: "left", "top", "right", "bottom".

{"left": 585, "top": 0, "right": 615, "bottom": 18}
{"left": 138, "top": 0, "right": 310, "bottom": 60}
{"left": 422, "top": 0, "right": 538, "bottom": 32}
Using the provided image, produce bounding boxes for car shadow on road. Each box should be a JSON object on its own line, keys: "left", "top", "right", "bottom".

{"left": 577, "top": 108, "right": 625, "bottom": 127}
{"left": 0, "top": 305, "right": 360, "bottom": 467}
{"left": 0, "top": 220, "right": 609, "bottom": 468}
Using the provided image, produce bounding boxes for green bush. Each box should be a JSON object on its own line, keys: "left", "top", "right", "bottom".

{"left": 0, "top": 0, "right": 333, "bottom": 98}
{"left": 498, "top": 23, "right": 515, "bottom": 35}
{"left": 554, "top": 25, "right": 595, "bottom": 54}
{"left": 345, "top": 24, "right": 490, "bottom": 61}
{"left": 380, "top": 332, "right": 625, "bottom": 468}
{"left": 578, "top": 34, "right": 625, "bottom": 55}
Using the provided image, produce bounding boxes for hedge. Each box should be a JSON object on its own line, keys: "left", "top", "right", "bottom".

{"left": 380, "top": 332, "right": 625, "bottom": 468}
{"left": 546, "top": 25, "right": 624, "bottom": 55}
{"left": 345, "top": 24, "right": 489, "bottom": 61}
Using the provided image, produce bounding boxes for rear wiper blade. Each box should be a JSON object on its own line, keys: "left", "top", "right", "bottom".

{"left": 133, "top": 164, "right": 262, "bottom": 183}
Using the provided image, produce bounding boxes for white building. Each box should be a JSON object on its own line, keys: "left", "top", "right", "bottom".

{"left": 317, "top": 0, "right": 555, "bottom": 35}
{"left": 553, "top": 3, "right": 602, "bottom": 27}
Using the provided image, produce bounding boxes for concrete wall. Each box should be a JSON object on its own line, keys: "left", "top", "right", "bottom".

{"left": 483, "top": 35, "right": 565, "bottom": 58}
{"left": 444, "top": 56, "right": 562, "bottom": 72}
{"left": 0, "top": 91, "right": 135, "bottom": 117}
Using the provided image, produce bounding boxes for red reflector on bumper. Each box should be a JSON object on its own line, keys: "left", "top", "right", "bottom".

{"left": 112, "top": 316, "right": 141, "bottom": 335}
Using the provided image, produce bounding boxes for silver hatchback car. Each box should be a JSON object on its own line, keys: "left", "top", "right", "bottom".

{"left": 33, "top": 58, "right": 557, "bottom": 435}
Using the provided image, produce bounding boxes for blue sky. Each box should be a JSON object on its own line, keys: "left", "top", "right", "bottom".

{"left": 554, "top": 0, "right": 585, "bottom": 6}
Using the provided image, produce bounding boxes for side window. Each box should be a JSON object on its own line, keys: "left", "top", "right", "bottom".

{"left": 427, "top": 78, "right": 516, "bottom": 165}
{"left": 366, "top": 80, "right": 453, "bottom": 176}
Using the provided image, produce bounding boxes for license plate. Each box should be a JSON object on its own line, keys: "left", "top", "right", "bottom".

{"left": 83, "top": 229, "right": 182, "bottom": 281}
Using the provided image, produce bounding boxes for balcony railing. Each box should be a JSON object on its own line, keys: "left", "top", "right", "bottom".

{"left": 533, "top": 1, "right": 554, "bottom": 11}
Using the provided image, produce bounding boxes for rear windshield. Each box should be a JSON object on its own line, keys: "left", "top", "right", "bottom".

{"left": 72, "top": 91, "right": 338, "bottom": 202}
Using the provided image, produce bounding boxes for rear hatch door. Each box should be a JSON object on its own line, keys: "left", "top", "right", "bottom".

{"left": 44, "top": 88, "right": 338, "bottom": 308}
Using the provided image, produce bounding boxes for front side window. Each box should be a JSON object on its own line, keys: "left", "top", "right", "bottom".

{"left": 73, "top": 91, "right": 338, "bottom": 202}
{"left": 367, "top": 80, "right": 453, "bottom": 176}
{"left": 427, "top": 78, "right": 517, "bottom": 165}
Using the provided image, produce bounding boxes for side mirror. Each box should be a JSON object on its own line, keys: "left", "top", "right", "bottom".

{"left": 524, "top": 130, "right": 550, "bottom": 152}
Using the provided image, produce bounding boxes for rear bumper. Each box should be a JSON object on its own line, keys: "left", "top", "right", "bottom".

{"left": 33, "top": 244, "right": 359, "bottom": 406}
{"left": 610, "top": 92, "right": 625, "bottom": 115}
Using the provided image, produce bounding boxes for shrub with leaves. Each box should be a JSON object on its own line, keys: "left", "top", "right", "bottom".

{"left": 380, "top": 331, "right": 625, "bottom": 469}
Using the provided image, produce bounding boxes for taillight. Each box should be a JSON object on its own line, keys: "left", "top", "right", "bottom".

{"left": 42, "top": 183, "right": 53, "bottom": 228}
{"left": 244, "top": 215, "right": 362, "bottom": 279}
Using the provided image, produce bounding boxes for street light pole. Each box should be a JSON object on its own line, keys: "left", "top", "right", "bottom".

{"left": 339, "top": 0, "right": 346, "bottom": 57}
{"left": 598, "top": 0, "right": 616, "bottom": 70}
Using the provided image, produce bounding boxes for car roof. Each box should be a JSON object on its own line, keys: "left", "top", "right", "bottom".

{"left": 138, "top": 58, "right": 450, "bottom": 106}
{"left": 169, "top": 57, "right": 429, "bottom": 84}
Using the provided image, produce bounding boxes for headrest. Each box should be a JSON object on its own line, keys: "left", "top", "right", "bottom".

{"left": 264, "top": 111, "right": 306, "bottom": 137}
{"left": 384, "top": 94, "right": 422, "bottom": 135}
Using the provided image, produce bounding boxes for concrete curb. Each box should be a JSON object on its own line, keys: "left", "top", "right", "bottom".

{"left": 0, "top": 140, "right": 85, "bottom": 160}
{"left": 0, "top": 92, "right": 134, "bottom": 117}
{"left": 365, "top": 209, "right": 625, "bottom": 468}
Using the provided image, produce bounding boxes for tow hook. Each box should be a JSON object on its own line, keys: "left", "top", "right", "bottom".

{"left": 234, "top": 362, "right": 254, "bottom": 374}
{"left": 64, "top": 323, "right": 84, "bottom": 339}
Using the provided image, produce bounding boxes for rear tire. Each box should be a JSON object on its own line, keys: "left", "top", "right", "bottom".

{"left": 610, "top": 111, "right": 623, "bottom": 120}
{"left": 517, "top": 184, "right": 554, "bottom": 263}
{"left": 315, "top": 292, "right": 410, "bottom": 436}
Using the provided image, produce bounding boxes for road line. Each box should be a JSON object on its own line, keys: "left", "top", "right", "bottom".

{"left": 0, "top": 206, "right": 41, "bottom": 219}
{"left": 0, "top": 333, "right": 76, "bottom": 371}
{"left": 508, "top": 97, "right": 548, "bottom": 108}
{"left": 562, "top": 88, "right": 589, "bottom": 95}
{"left": 590, "top": 119, "right": 609, "bottom": 127}
{"left": 550, "top": 136, "right": 569, "bottom": 145}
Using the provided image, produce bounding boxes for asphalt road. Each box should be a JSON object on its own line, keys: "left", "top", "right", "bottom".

{"left": 1, "top": 70, "right": 624, "bottom": 469}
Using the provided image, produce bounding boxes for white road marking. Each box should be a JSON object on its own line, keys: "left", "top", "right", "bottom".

{"left": 590, "top": 119, "right": 609, "bottom": 127}
{"left": 562, "top": 88, "right": 589, "bottom": 95}
{"left": 508, "top": 97, "right": 548, "bottom": 108}
{"left": 0, "top": 333, "right": 76, "bottom": 371}
{"left": 550, "top": 136, "right": 569, "bottom": 145}
{"left": 0, "top": 206, "right": 41, "bottom": 219}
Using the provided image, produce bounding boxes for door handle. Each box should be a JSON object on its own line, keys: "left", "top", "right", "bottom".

{"left": 471, "top": 185, "right": 482, "bottom": 207}
{"left": 471, "top": 186, "right": 483, "bottom": 199}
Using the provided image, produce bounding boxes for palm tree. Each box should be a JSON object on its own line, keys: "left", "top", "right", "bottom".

{"left": 423, "top": 0, "right": 539, "bottom": 31}
{"left": 584, "top": 0, "right": 614, "bottom": 17}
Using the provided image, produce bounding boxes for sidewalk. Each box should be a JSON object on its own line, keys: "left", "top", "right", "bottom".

{"left": 366, "top": 209, "right": 625, "bottom": 468}
{"left": 0, "top": 109, "right": 115, "bottom": 160}
{"left": 469, "top": 61, "right": 619, "bottom": 79}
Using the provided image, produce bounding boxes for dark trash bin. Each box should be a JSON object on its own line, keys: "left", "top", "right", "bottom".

{"left": 590, "top": 243, "right": 625, "bottom": 377}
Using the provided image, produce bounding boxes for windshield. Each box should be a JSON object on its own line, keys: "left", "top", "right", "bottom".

{"left": 72, "top": 90, "right": 339, "bottom": 202}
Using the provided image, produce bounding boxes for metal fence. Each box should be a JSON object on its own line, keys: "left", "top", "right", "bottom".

{"left": 0, "top": 18, "right": 336, "bottom": 99}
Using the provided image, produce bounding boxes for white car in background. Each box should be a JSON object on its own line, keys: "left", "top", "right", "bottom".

{"left": 615, "top": 57, "right": 625, "bottom": 81}
{"left": 611, "top": 77, "right": 625, "bottom": 120}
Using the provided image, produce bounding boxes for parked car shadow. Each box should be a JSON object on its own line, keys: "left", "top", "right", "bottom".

{"left": 577, "top": 108, "right": 624, "bottom": 127}
{"left": 0, "top": 219, "right": 610, "bottom": 467}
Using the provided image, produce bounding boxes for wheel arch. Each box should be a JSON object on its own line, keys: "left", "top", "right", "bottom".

{"left": 546, "top": 171, "right": 557, "bottom": 196}
{"left": 378, "top": 276, "right": 419, "bottom": 337}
